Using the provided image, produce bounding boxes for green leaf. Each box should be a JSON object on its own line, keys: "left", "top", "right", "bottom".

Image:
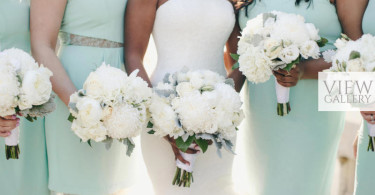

{"left": 195, "top": 138, "right": 209, "bottom": 153}
{"left": 232, "top": 62, "right": 239, "bottom": 70}
{"left": 148, "top": 130, "right": 156, "bottom": 134}
{"left": 283, "top": 57, "right": 300, "bottom": 72}
{"left": 124, "top": 138, "right": 135, "bottom": 157}
{"left": 147, "top": 121, "right": 153, "bottom": 128}
{"left": 68, "top": 113, "right": 76, "bottom": 122}
{"left": 341, "top": 33, "right": 350, "bottom": 41}
{"left": 349, "top": 51, "right": 361, "bottom": 60}
{"left": 25, "top": 115, "right": 34, "bottom": 122}
{"left": 230, "top": 53, "right": 240, "bottom": 61}
{"left": 317, "top": 37, "right": 328, "bottom": 47}
{"left": 175, "top": 136, "right": 195, "bottom": 152}
{"left": 87, "top": 140, "right": 92, "bottom": 147}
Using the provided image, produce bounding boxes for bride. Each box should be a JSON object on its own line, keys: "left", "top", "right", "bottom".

{"left": 124, "top": 0, "right": 244, "bottom": 194}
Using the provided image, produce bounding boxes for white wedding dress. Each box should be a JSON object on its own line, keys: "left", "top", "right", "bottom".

{"left": 141, "top": 0, "right": 237, "bottom": 194}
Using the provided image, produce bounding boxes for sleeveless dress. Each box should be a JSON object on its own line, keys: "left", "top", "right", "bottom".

{"left": 237, "top": 1, "right": 345, "bottom": 195}
{"left": 0, "top": 1, "right": 50, "bottom": 195}
{"left": 45, "top": 1, "right": 139, "bottom": 194}
{"left": 354, "top": 1, "right": 375, "bottom": 194}
{"left": 141, "top": 0, "right": 236, "bottom": 194}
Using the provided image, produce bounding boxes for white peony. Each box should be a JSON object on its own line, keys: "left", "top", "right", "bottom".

{"left": 176, "top": 82, "right": 196, "bottom": 97}
{"left": 0, "top": 64, "right": 19, "bottom": 116}
{"left": 105, "top": 103, "right": 144, "bottom": 139}
{"left": 238, "top": 46, "right": 272, "bottom": 83}
{"left": 18, "top": 66, "right": 53, "bottom": 110}
{"left": 0, "top": 48, "right": 38, "bottom": 77}
{"left": 149, "top": 95, "right": 184, "bottom": 138}
{"left": 172, "top": 91, "right": 218, "bottom": 134}
{"left": 75, "top": 97, "right": 103, "bottom": 126}
{"left": 71, "top": 119, "right": 107, "bottom": 142}
{"left": 278, "top": 45, "right": 300, "bottom": 64}
{"left": 83, "top": 63, "right": 127, "bottom": 102}
{"left": 305, "top": 23, "right": 320, "bottom": 41}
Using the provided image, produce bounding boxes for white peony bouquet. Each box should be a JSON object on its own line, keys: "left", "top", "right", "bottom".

{"left": 68, "top": 63, "right": 152, "bottom": 156}
{"left": 148, "top": 69, "right": 244, "bottom": 187}
{"left": 324, "top": 34, "right": 375, "bottom": 151}
{"left": 233, "top": 11, "right": 327, "bottom": 116}
{"left": 0, "top": 48, "right": 55, "bottom": 160}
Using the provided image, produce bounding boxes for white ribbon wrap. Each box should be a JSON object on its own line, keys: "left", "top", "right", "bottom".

{"left": 275, "top": 79, "right": 290, "bottom": 104}
{"left": 367, "top": 123, "right": 375, "bottom": 137}
{"left": 175, "top": 144, "right": 199, "bottom": 173}
{"left": 5, "top": 127, "right": 19, "bottom": 146}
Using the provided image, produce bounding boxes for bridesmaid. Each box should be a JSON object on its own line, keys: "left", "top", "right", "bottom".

{"left": 352, "top": 1, "right": 375, "bottom": 194}
{"left": 30, "top": 0, "right": 136, "bottom": 194}
{"left": 236, "top": 0, "right": 363, "bottom": 194}
{"left": 0, "top": 1, "right": 50, "bottom": 195}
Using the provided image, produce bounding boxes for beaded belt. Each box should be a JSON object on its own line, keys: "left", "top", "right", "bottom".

{"left": 59, "top": 32, "right": 124, "bottom": 48}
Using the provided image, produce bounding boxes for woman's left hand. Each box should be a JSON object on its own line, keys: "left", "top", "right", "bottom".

{"left": 360, "top": 111, "right": 375, "bottom": 124}
{"left": 273, "top": 64, "right": 302, "bottom": 87}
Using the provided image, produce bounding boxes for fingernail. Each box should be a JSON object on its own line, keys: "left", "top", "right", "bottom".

{"left": 12, "top": 115, "right": 17, "bottom": 119}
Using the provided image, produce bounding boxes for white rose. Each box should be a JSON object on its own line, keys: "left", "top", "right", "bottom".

{"left": 278, "top": 45, "right": 300, "bottom": 64}
{"left": 346, "top": 58, "right": 365, "bottom": 72}
{"left": 105, "top": 103, "right": 144, "bottom": 139}
{"left": 300, "top": 41, "right": 320, "bottom": 59}
{"left": 19, "top": 66, "right": 53, "bottom": 110}
{"left": 263, "top": 38, "right": 283, "bottom": 59}
{"left": 76, "top": 97, "right": 103, "bottom": 126}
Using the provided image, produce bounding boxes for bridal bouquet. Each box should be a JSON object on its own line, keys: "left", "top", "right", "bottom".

{"left": 0, "top": 48, "right": 55, "bottom": 160}
{"left": 148, "top": 69, "right": 244, "bottom": 187}
{"left": 233, "top": 11, "right": 327, "bottom": 116}
{"left": 68, "top": 63, "right": 152, "bottom": 156}
{"left": 324, "top": 34, "right": 375, "bottom": 151}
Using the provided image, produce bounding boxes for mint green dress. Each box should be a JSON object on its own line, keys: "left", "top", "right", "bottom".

{"left": 45, "top": 1, "right": 136, "bottom": 194}
{"left": 238, "top": 1, "right": 345, "bottom": 194}
{"left": 354, "top": 1, "right": 375, "bottom": 194}
{"left": 0, "top": 1, "right": 50, "bottom": 195}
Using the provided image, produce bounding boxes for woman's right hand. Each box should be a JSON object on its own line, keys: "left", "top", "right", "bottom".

{"left": 164, "top": 136, "right": 200, "bottom": 165}
{"left": 0, "top": 115, "right": 19, "bottom": 137}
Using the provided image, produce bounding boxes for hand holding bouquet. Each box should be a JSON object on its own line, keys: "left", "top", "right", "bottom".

{"left": 148, "top": 69, "right": 244, "bottom": 187}
{"left": 68, "top": 63, "right": 152, "bottom": 156}
{"left": 233, "top": 11, "right": 327, "bottom": 116}
{"left": 0, "top": 48, "right": 55, "bottom": 159}
{"left": 324, "top": 34, "right": 375, "bottom": 151}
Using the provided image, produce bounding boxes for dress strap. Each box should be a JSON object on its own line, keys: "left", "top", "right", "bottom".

{"left": 59, "top": 32, "right": 124, "bottom": 48}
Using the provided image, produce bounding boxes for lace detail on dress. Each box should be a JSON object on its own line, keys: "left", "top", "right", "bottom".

{"left": 59, "top": 32, "right": 124, "bottom": 48}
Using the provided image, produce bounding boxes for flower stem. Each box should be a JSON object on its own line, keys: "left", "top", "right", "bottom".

{"left": 172, "top": 167, "right": 193, "bottom": 188}
{"left": 277, "top": 102, "right": 291, "bottom": 116}
{"left": 5, "top": 145, "right": 20, "bottom": 160}
{"left": 369, "top": 136, "right": 375, "bottom": 152}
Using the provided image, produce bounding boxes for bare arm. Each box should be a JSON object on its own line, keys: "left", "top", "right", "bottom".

{"left": 336, "top": 0, "right": 368, "bottom": 40}
{"left": 225, "top": 20, "right": 246, "bottom": 92}
{"left": 124, "top": 0, "right": 157, "bottom": 87}
{"left": 30, "top": 0, "right": 76, "bottom": 106}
